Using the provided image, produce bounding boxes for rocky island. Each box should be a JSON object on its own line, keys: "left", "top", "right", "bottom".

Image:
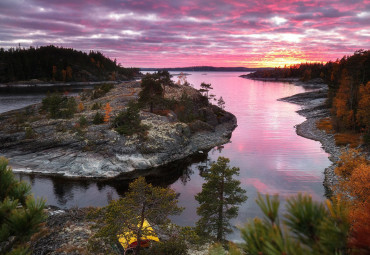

{"left": 0, "top": 79, "right": 236, "bottom": 178}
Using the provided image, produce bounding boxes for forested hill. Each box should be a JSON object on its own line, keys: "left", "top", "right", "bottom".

{"left": 0, "top": 45, "right": 140, "bottom": 83}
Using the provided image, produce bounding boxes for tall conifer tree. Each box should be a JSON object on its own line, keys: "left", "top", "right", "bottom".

{"left": 195, "top": 157, "right": 247, "bottom": 241}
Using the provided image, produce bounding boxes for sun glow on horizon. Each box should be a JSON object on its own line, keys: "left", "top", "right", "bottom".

{"left": 2, "top": 0, "right": 366, "bottom": 68}
{"left": 238, "top": 49, "right": 325, "bottom": 68}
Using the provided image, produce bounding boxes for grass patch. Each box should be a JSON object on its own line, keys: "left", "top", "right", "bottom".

{"left": 334, "top": 133, "right": 362, "bottom": 148}
{"left": 316, "top": 117, "right": 335, "bottom": 134}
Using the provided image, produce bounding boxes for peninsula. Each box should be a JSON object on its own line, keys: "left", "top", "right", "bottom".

{"left": 0, "top": 79, "right": 236, "bottom": 178}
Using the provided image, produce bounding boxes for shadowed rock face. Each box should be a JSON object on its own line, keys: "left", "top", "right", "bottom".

{"left": 0, "top": 81, "right": 237, "bottom": 178}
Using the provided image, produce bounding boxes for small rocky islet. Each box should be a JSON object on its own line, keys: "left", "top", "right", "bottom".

{"left": 0, "top": 81, "right": 237, "bottom": 178}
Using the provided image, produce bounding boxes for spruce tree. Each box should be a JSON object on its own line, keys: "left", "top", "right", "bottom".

{"left": 195, "top": 157, "right": 247, "bottom": 242}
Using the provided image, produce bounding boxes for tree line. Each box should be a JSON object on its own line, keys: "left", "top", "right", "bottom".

{"left": 0, "top": 45, "right": 140, "bottom": 83}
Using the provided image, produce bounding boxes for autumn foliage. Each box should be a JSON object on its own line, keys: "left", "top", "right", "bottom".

{"left": 334, "top": 149, "right": 370, "bottom": 254}
{"left": 78, "top": 102, "right": 84, "bottom": 112}
{"left": 104, "top": 103, "right": 112, "bottom": 122}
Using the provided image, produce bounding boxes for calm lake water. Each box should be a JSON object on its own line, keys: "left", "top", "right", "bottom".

{"left": 1, "top": 72, "right": 330, "bottom": 241}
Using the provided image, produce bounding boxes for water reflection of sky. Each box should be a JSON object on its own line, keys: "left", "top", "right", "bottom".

{"left": 8, "top": 72, "right": 331, "bottom": 241}
{"left": 169, "top": 72, "right": 330, "bottom": 241}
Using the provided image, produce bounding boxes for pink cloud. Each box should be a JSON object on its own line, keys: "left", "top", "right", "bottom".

{"left": 0, "top": 0, "right": 368, "bottom": 67}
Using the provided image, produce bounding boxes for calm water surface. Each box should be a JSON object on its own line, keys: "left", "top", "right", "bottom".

{"left": 1, "top": 72, "right": 330, "bottom": 241}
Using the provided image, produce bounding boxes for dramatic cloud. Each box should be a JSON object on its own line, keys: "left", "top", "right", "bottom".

{"left": 0, "top": 0, "right": 369, "bottom": 67}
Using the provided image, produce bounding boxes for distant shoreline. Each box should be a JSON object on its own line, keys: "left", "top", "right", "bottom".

{"left": 141, "top": 67, "right": 273, "bottom": 72}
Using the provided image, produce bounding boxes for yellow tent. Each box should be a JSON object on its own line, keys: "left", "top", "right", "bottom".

{"left": 117, "top": 219, "right": 160, "bottom": 249}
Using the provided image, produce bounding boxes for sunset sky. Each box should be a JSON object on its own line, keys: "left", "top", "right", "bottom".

{"left": 0, "top": 0, "right": 369, "bottom": 68}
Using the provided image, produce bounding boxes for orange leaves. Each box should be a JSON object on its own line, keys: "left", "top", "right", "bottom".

{"left": 356, "top": 81, "right": 370, "bottom": 131}
{"left": 316, "top": 118, "right": 335, "bottom": 134}
{"left": 104, "top": 103, "right": 112, "bottom": 122}
{"left": 334, "top": 149, "right": 370, "bottom": 253}
{"left": 332, "top": 71, "right": 357, "bottom": 130}
{"left": 348, "top": 201, "right": 370, "bottom": 252}
{"left": 335, "top": 149, "right": 367, "bottom": 179}
{"left": 348, "top": 163, "right": 370, "bottom": 203}
{"left": 78, "top": 102, "right": 84, "bottom": 112}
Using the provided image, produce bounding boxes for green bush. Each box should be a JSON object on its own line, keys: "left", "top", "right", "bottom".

{"left": 113, "top": 101, "right": 148, "bottom": 136}
{"left": 41, "top": 92, "right": 77, "bottom": 119}
{"left": 91, "top": 83, "right": 114, "bottom": 99}
{"left": 93, "top": 112, "right": 104, "bottom": 125}
{"left": 79, "top": 116, "right": 88, "bottom": 128}
{"left": 91, "top": 102, "right": 102, "bottom": 110}
{"left": 24, "top": 126, "right": 36, "bottom": 139}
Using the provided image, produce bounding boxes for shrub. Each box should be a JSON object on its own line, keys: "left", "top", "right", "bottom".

{"left": 91, "top": 83, "right": 114, "bottom": 99}
{"left": 24, "top": 126, "right": 36, "bottom": 139}
{"left": 91, "top": 102, "right": 102, "bottom": 110}
{"left": 316, "top": 117, "right": 335, "bottom": 134}
{"left": 113, "top": 101, "right": 148, "bottom": 136}
{"left": 334, "top": 133, "right": 362, "bottom": 148}
{"left": 42, "top": 92, "right": 77, "bottom": 119}
{"left": 79, "top": 116, "right": 88, "bottom": 128}
{"left": 93, "top": 112, "right": 104, "bottom": 125}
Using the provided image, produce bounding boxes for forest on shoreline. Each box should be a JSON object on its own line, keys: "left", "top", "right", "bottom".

{"left": 0, "top": 45, "right": 140, "bottom": 83}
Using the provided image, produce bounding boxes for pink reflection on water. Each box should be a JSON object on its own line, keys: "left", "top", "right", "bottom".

{"left": 243, "top": 178, "right": 281, "bottom": 195}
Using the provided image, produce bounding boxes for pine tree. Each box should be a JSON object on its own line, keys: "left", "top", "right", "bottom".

{"left": 217, "top": 97, "right": 225, "bottom": 110}
{"left": 156, "top": 70, "right": 172, "bottom": 96}
{"left": 199, "top": 82, "right": 213, "bottom": 102}
{"left": 139, "top": 73, "right": 164, "bottom": 113}
{"left": 0, "top": 157, "right": 46, "bottom": 253}
{"left": 195, "top": 157, "right": 247, "bottom": 242}
{"left": 239, "top": 193, "right": 350, "bottom": 255}
{"left": 94, "top": 177, "right": 183, "bottom": 255}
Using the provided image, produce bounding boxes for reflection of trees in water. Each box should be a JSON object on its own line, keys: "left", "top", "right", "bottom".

{"left": 16, "top": 151, "right": 213, "bottom": 207}
{"left": 198, "top": 146, "right": 224, "bottom": 176}
{"left": 15, "top": 173, "right": 36, "bottom": 186}
{"left": 198, "top": 154, "right": 214, "bottom": 177}
{"left": 51, "top": 178, "right": 90, "bottom": 206}
{"left": 99, "top": 151, "right": 210, "bottom": 197}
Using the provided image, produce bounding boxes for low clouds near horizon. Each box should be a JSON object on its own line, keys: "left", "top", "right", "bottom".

{"left": 0, "top": 0, "right": 369, "bottom": 67}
